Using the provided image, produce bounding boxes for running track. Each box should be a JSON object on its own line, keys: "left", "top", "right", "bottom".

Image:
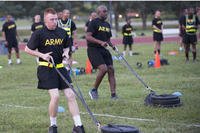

{"left": 19, "top": 36, "right": 179, "bottom": 50}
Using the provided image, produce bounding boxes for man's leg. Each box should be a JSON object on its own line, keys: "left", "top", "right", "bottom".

{"left": 7, "top": 47, "right": 12, "bottom": 65}
{"left": 107, "top": 65, "right": 117, "bottom": 98}
{"left": 94, "top": 64, "right": 107, "bottom": 89}
{"left": 179, "top": 37, "right": 184, "bottom": 51}
{"left": 89, "top": 64, "right": 107, "bottom": 100}
{"left": 154, "top": 41, "right": 158, "bottom": 54}
{"left": 14, "top": 47, "right": 21, "bottom": 64}
{"left": 48, "top": 89, "right": 59, "bottom": 126}
{"left": 63, "top": 89, "right": 85, "bottom": 132}
{"left": 48, "top": 89, "right": 59, "bottom": 133}
{"left": 123, "top": 44, "right": 127, "bottom": 56}
{"left": 128, "top": 44, "right": 132, "bottom": 56}
{"left": 191, "top": 43, "right": 197, "bottom": 61}
{"left": 154, "top": 41, "right": 161, "bottom": 54}
{"left": 184, "top": 43, "right": 190, "bottom": 62}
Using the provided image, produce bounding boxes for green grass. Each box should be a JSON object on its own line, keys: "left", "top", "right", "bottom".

{"left": 0, "top": 43, "right": 200, "bottom": 133}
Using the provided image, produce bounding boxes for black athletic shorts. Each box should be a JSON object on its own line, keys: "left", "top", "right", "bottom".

{"left": 123, "top": 36, "right": 133, "bottom": 45}
{"left": 153, "top": 32, "right": 163, "bottom": 42}
{"left": 87, "top": 47, "right": 113, "bottom": 69}
{"left": 183, "top": 33, "right": 197, "bottom": 45}
{"left": 7, "top": 39, "right": 18, "bottom": 49}
{"left": 37, "top": 66, "right": 72, "bottom": 90}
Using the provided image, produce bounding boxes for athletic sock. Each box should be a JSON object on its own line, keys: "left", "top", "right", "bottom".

{"left": 73, "top": 115, "right": 82, "bottom": 126}
{"left": 8, "top": 59, "right": 12, "bottom": 64}
{"left": 123, "top": 51, "right": 126, "bottom": 56}
{"left": 50, "top": 117, "right": 57, "bottom": 126}
{"left": 16, "top": 58, "right": 21, "bottom": 64}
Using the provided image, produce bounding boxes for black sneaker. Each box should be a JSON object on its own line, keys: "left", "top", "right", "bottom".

{"left": 72, "top": 125, "right": 85, "bottom": 133}
{"left": 49, "top": 125, "right": 57, "bottom": 133}
{"left": 111, "top": 95, "right": 119, "bottom": 100}
{"left": 89, "top": 89, "right": 98, "bottom": 100}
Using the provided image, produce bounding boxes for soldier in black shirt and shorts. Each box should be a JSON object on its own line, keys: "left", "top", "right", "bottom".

{"left": 2, "top": 15, "right": 21, "bottom": 65}
{"left": 31, "top": 14, "right": 44, "bottom": 33}
{"left": 57, "top": 9, "right": 78, "bottom": 69}
{"left": 25, "top": 8, "right": 85, "bottom": 133}
{"left": 122, "top": 18, "right": 134, "bottom": 56}
{"left": 152, "top": 10, "right": 163, "bottom": 55}
{"left": 86, "top": 5, "right": 117, "bottom": 100}
{"left": 84, "top": 12, "right": 97, "bottom": 32}
{"left": 180, "top": 7, "right": 199, "bottom": 62}
{"left": 31, "top": 14, "right": 44, "bottom": 64}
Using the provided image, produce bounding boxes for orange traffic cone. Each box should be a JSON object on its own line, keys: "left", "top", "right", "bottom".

{"left": 85, "top": 58, "right": 92, "bottom": 74}
{"left": 154, "top": 51, "right": 161, "bottom": 68}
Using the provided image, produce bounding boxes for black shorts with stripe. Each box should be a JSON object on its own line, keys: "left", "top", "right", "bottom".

{"left": 87, "top": 47, "right": 113, "bottom": 69}
{"left": 153, "top": 32, "right": 163, "bottom": 42}
{"left": 37, "top": 66, "right": 72, "bottom": 90}
{"left": 7, "top": 39, "right": 18, "bottom": 49}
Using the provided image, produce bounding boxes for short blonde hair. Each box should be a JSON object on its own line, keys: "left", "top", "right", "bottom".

{"left": 44, "top": 8, "right": 57, "bottom": 17}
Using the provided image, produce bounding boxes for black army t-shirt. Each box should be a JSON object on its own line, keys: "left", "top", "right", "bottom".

{"left": 152, "top": 18, "right": 163, "bottom": 31}
{"left": 31, "top": 22, "right": 44, "bottom": 32}
{"left": 27, "top": 26, "right": 69, "bottom": 64}
{"left": 2, "top": 21, "right": 17, "bottom": 42}
{"left": 87, "top": 18, "right": 112, "bottom": 48}
{"left": 122, "top": 24, "right": 133, "bottom": 35}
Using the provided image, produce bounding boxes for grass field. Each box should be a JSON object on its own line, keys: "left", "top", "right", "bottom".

{"left": 0, "top": 43, "right": 200, "bottom": 133}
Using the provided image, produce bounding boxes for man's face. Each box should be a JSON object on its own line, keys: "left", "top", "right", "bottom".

{"left": 99, "top": 7, "right": 108, "bottom": 20}
{"left": 91, "top": 12, "right": 97, "bottom": 20}
{"left": 188, "top": 8, "right": 194, "bottom": 15}
{"left": 44, "top": 13, "right": 58, "bottom": 30}
{"left": 127, "top": 19, "right": 131, "bottom": 24}
{"left": 62, "top": 10, "right": 70, "bottom": 20}
{"left": 35, "top": 15, "right": 41, "bottom": 23}
{"left": 155, "top": 11, "right": 161, "bottom": 18}
{"left": 6, "top": 15, "right": 12, "bottom": 22}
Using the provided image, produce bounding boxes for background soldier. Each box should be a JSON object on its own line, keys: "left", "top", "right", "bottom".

{"left": 181, "top": 7, "right": 199, "bottom": 62}
{"left": 152, "top": 10, "right": 163, "bottom": 55}
{"left": 84, "top": 12, "right": 97, "bottom": 32}
{"left": 57, "top": 9, "right": 77, "bottom": 57}
{"left": 122, "top": 18, "right": 134, "bottom": 56}
{"left": 31, "top": 14, "right": 44, "bottom": 33}
{"left": 86, "top": 5, "right": 118, "bottom": 100}
{"left": 2, "top": 15, "right": 21, "bottom": 65}
{"left": 178, "top": 8, "right": 188, "bottom": 52}
{"left": 31, "top": 14, "right": 44, "bottom": 64}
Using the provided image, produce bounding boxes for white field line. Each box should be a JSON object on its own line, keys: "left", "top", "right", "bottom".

{"left": 80, "top": 112, "right": 155, "bottom": 122}
{"left": 1, "top": 103, "right": 200, "bottom": 128}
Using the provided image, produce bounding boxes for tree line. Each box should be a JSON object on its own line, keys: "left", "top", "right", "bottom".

{"left": 0, "top": 1, "right": 199, "bottom": 30}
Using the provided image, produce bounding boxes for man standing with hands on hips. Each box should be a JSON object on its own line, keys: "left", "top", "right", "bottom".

{"left": 25, "top": 8, "right": 85, "bottom": 133}
{"left": 152, "top": 10, "right": 163, "bottom": 55}
{"left": 86, "top": 5, "right": 118, "bottom": 100}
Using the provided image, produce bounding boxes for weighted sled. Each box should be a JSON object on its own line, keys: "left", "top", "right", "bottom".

{"left": 144, "top": 93, "right": 181, "bottom": 107}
